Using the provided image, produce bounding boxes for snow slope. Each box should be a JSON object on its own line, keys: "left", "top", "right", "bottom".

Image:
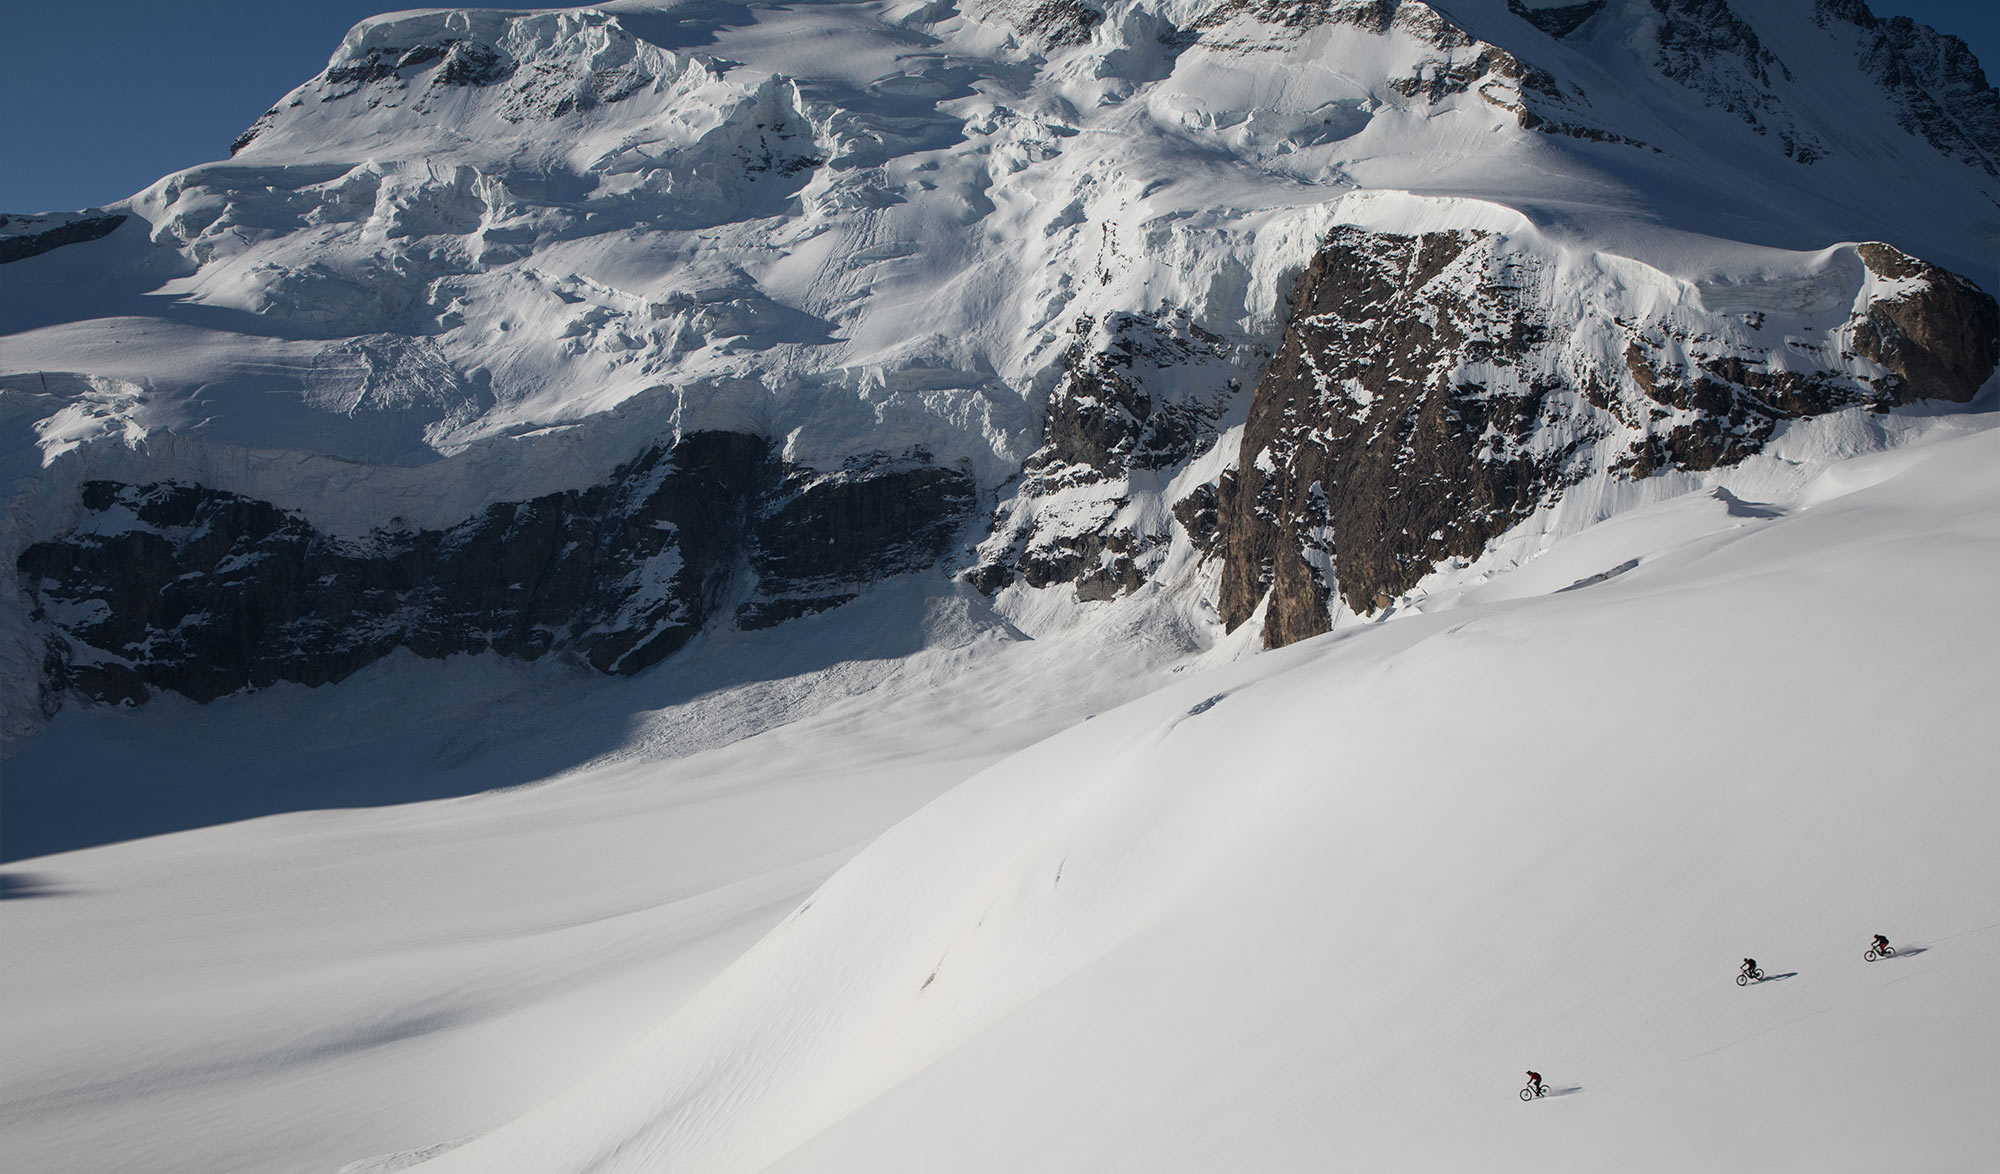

{"left": 402, "top": 410, "right": 2000, "bottom": 1174}
{"left": 4, "top": 398, "right": 1992, "bottom": 1173}
{"left": 0, "top": 574, "right": 1225, "bottom": 1173}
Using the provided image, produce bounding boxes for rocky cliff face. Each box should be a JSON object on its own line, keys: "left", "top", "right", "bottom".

{"left": 0, "top": 212, "right": 128, "bottom": 265}
{"left": 17, "top": 435, "right": 973, "bottom": 709}
{"left": 967, "top": 309, "right": 1243, "bottom": 600}
{"left": 1816, "top": 0, "right": 2000, "bottom": 179}
{"left": 1215, "top": 227, "right": 2000, "bottom": 646}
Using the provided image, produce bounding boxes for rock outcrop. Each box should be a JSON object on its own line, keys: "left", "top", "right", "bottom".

{"left": 18, "top": 434, "right": 976, "bottom": 707}
{"left": 1216, "top": 227, "right": 2000, "bottom": 647}
{"left": 1196, "top": 0, "right": 1647, "bottom": 149}
{"left": 967, "top": 309, "right": 1242, "bottom": 600}
{"left": 741, "top": 455, "right": 978, "bottom": 629}
{"left": 1850, "top": 243, "right": 2000, "bottom": 400}
{"left": 0, "top": 212, "right": 127, "bottom": 265}
{"left": 1816, "top": 0, "right": 2000, "bottom": 178}
{"left": 1649, "top": 0, "right": 1824, "bottom": 162}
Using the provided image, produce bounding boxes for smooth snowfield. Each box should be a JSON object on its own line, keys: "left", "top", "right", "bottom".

{"left": 401, "top": 420, "right": 2000, "bottom": 1174}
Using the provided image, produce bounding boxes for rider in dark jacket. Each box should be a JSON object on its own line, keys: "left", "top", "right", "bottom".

{"left": 1740, "top": 958, "right": 1758, "bottom": 979}
{"left": 1525, "top": 1070, "right": 1543, "bottom": 1095}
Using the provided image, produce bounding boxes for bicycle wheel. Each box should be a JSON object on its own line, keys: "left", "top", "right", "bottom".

{"left": 1864, "top": 949, "right": 1878, "bottom": 962}
{"left": 1521, "top": 1087, "right": 1534, "bottom": 1101}
{"left": 1882, "top": 946, "right": 1895, "bottom": 958}
{"left": 1737, "top": 973, "right": 1749, "bottom": 985}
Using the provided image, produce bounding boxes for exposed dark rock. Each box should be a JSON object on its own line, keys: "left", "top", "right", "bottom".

{"left": 1214, "top": 227, "right": 1999, "bottom": 649}
{"left": 1028, "top": 312, "right": 1226, "bottom": 483}
{"left": 1507, "top": 1, "right": 1605, "bottom": 39}
{"left": 1072, "top": 529, "right": 1162, "bottom": 601}
{"left": 1002, "top": 523, "right": 1162, "bottom": 600}
{"left": 1218, "top": 228, "right": 1588, "bottom": 641}
{"left": 324, "top": 40, "right": 515, "bottom": 98}
{"left": 1654, "top": 0, "right": 1780, "bottom": 87}
{"left": 967, "top": 0, "right": 1107, "bottom": 48}
{"left": 230, "top": 110, "right": 280, "bottom": 155}
{"left": 1201, "top": 0, "right": 1649, "bottom": 151}
{"left": 748, "top": 453, "right": 978, "bottom": 605}
{"left": 1199, "top": 0, "right": 1468, "bottom": 43}
{"left": 1171, "top": 481, "right": 1224, "bottom": 559}
{"left": 1020, "top": 0, "right": 1104, "bottom": 47}
{"left": 435, "top": 42, "right": 512, "bottom": 87}
{"left": 19, "top": 433, "right": 979, "bottom": 709}
{"left": 0, "top": 214, "right": 127, "bottom": 265}
{"left": 968, "top": 310, "right": 1238, "bottom": 599}
{"left": 1852, "top": 243, "right": 2000, "bottom": 401}
{"left": 735, "top": 595, "right": 859, "bottom": 630}
{"left": 1649, "top": 0, "right": 1823, "bottom": 162}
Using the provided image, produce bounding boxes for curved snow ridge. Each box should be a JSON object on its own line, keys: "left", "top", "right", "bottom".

{"left": 407, "top": 658, "right": 1287, "bottom": 1174}
{"left": 1330, "top": 187, "right": 1539, "bottom": 238}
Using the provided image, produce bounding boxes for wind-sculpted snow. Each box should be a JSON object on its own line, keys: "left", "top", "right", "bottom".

{"left": 4, "top": 0, "right": 1999, "bottom": 730}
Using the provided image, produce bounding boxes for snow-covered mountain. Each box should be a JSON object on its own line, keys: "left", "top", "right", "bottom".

{"left": 5, "top": 5, "right": 2000, "bottom": 1172}
{"left": 4, "top": 0, "right": 1996, "bottom": 745}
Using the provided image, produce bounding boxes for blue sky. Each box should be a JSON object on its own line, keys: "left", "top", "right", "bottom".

{"left": 0, "top": 1, "right": 1994, "bottom": 213}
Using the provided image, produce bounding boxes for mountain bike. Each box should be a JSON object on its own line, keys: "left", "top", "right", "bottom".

{"left": 1520, "top": 1083, "right": 1548, "bottom": 1101}
{"left": 1864, "top": 945, "right": 1895, "bottom": 962}
{"left": 1736, "top": 966, "right": 1764, "bottom": 985}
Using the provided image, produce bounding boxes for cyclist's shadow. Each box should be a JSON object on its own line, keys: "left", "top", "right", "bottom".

{"left": 1888, "top": 947, "right": 1929, "bottom": 959}
{"left": 1757, "top": 971, "right": 1800, "bottom": 983}
{"left": 1548, "top": 1085, "right": 1585, "bottom": 1097}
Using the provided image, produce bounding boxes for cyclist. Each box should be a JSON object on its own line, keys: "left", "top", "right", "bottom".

{"left": 1872, "top": 934, "right": 1890, "bottom": 956}
{"left": 1525, "top": 1070, "right": 1543, "bottom": 1096}
{"left": 1740, "top": 958, "right": 1758, "bottom": 981}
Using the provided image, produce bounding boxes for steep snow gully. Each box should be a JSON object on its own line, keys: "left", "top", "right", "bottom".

{"left": 2, "top": 1, "right": 1999, "bottom": 1172}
